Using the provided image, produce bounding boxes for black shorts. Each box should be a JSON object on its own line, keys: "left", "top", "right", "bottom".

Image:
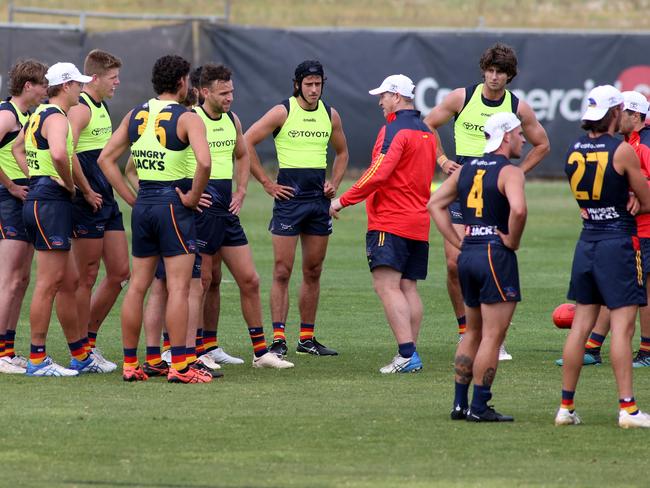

{"left": 196, "top": 211, "right": 248, "bottom": 255}
{"left": 269, "top": 197, "right": 332, "bottom": 236}
{"left": 23, "top": 199, "right": 72, "bottom": 251}
{"left": 457, "top": 240, "right": 521, "bottom": 307}
{"left": 131, "top": 202, "right": 197, "bottom": 258}
{"left": 640, "top": 237, "right": 650, "bottom": 275}
{"left": 568, "top": 236, "right": 646, "bottom": 308}
{"left": 0, "top": 194, "right": 28, "bottom": 242}
{"left": 72, "top": 197, "right": 124, "bottom": 238}
{"left": 366, "top": 230, "right": 428, "bottom": 280}
{"left": 449, "top": 199, "right": 464, "bottom": 225}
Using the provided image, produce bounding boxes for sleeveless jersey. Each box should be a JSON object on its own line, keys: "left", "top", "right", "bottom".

{"left": 127, "top": 98, "right": 189, "bottom": 182}
{"left": 458, "top": 154, "right": 511, "bottom": 243}
{"left": 0, "top": 100, "right": 29, "bottom": 180}
{"left": 455, "top": 84, "right": 519, "bottom": 158}
{"left": 565, "top": 133, "right": 635, "bottom": 241}
{"left": 25, "top": 104, "right": 73, "bottom": 178}
{"left": 76, "top": 92, "right": 115, "bottom": 200}
{"left": 186, "top": 106, "right": 237, "bottom": 179}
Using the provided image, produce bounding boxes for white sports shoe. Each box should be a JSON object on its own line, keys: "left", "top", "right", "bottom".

{"left": 8, "top": 355, "right": 28, "bottom": 368}
{"left": 0, "top": 356, "right": 26, "bottom": 374}
{"left": 69, "top": 354, "right": 113, "bottom": 374}
{"left": 379, "top": 351, "right": 423, "bottom": 374}
{"left": 555, "top": 408, "right": 582, "bottom": 426}
{"left": 196, "top": 354, "right": 221, "bottom": 370}
{"left": 204, "top": 347, "right": 245, "bottom": 365}
{"left": 161, "top": 349, "right": 171, "bottom": 363}
{"left": 498, "top": 343, "right": 512, "bottom": 361}
{"left": 91, "top": 348, "right": 117, "bottom": 372}
{"left": 619, "top": 409, "right": 650, "bottom": 429}
{"left": 26, "top": 356, "right": 79, "bottom": 377}
{"left": 252, "top": 352, "right": 294, "bottom": 369}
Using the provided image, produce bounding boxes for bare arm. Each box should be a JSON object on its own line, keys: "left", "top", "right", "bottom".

{"left": 324, "top": 108, "right": 349, "bottom": 198}
{"left": 424, "top": 88, "right": 465, "bottom": 175}
{"left": 616, "top": 141, "right": 650, "bottom": 214}
{"left": 497, "top": 165, "right": 527, "bottom": 250}
{"left": 43, "top": 114, "right": 75, "bottom": 193}
{"left": 178, "top": 111, "right": 210, "bottom": 208}
{"left": 10, "top": 129, "right": 29, "bottom": 178}
{"left": 517, "top": 100, "right": 550, "bottom": 174}
{"left": 427, "top": 169, "right": 462, "bottom": 249}
{"left": 244, "top": 104, "right": 294, "bottom": 200}
{"left": 69, "top": 102, "right": 102, "bottom": 211}
{"left": 229, "top": 113, "right": 249, "bottom": 215}
{"left": 97, "top": 112, "right": 137, "bottom": 206}
{"left": 124, "top": 156, "right": 139, "bottom": 193}
{"left": 0, "top": 119, "right": 28, "bottom": 200}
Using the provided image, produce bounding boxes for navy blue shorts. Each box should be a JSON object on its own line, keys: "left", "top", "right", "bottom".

{"left": 449, "top": 199, "right": 464, "bottom": 225}
{"left": 366, "top": 230, "right": 428, "bottom": 280}
{"left": 269, "top": 197, "right": 332, "bottom": 236}
{"left": 641, "top": 237, "right": 650, "bottom": 275}
{"left": 131, "top": 202, "right": 197, "bottom": 258}
{"left": 568, "top": 236, "right": 646, "bottom": 309}
{"left": 154, "top": 254, "right": 202, "bottom": 280}
{"left": 196, "top": 211, "right": 248, "bottom": 255}
{"left": 0, "top": 195, "right": 28, "bottom": 241}
{"left": 457, "top": 240, "right": 521, "bottom": 307}
{"left": 72, "top": 197, "right": 124, "bottom": 238}
{"left": 23, "top": 199, "right": 72, "bottom": 251}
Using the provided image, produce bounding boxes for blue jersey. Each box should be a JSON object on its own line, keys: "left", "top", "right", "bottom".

{"left": 639, "top": 126, "right": 650, "bottom": 148}
{"left": 565, "top": 133, "right": 635, "bottom": 241}
{"left": 458, "top": 153, "right": 511, "bottom": 243}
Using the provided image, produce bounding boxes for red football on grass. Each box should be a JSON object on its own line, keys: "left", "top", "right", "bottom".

{"left": 552, "top": 303, "right": 575, "bottom": 329}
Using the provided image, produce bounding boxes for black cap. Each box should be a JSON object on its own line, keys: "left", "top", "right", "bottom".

{"left": 294, "top": 60, "right": 325, "bottom": 82}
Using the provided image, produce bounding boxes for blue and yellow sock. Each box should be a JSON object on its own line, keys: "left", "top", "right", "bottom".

{"left": 585, "top": 332, "right": 605, "bottom": 353}
{"left": 195, "top": 328, "right": 205, "bottom": 355}
{"left": 561, "top": 389, "right": 575, "bottom": 411}
{"left": 248, "top": 327, "right": 268, "bottom": 357}
{"left": 123, "top": 348, "right": 138, "bottom": 368}
{"left": 146, "top": 346, "right": 162, "bottom": 366}
{"left": 170, "top": 346, "right": 187, "bottom": 372}
{"left": 162, "top": 332, "right": 171, "bottom": 352}
{"left": 185, "top": 346, "right": 197, "bottom": 365}
{"left": 203, "top": 330, "right": 218, "bottom": 353}
{"left": 68, "top": 339, "right": 89, "bottom": 362}
{"left": 620, "top": 397, "right": 639, "bottom": 415}
{"left": 272, "top": 322, "right": 286, "bottom": 342}
{"left": 4, "top": 330, "right": 16, "bottom": 357}
{"left": 30, "top": 344, "right": 46, "bottom": 365}
{"left": 299, "top": 323, "right": 314, "bottom": 342}
{"left": 88, "top": 331, "right": 98, "bottom": 349}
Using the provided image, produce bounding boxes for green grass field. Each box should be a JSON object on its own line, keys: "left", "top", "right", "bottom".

{"left": 2, "top": 180, "right": 648, "bottom": 488}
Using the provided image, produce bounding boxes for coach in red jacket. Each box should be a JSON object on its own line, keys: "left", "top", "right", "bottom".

{"left": 330, "top": 74, "right": 436, "bottom": 374}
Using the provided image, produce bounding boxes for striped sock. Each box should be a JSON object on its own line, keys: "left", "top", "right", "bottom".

{"left": 68, "top": 339, "right": 89, "bottom": 361}
{"left": 248, "top": 327, "right": 268, "bottom": 358}
{"left": 457, "top": 315, "right": 467, "bottom": 335}
{"left": 162, "top": 332, "right": 171, "bottom": 352}
{"left": 88, "top": 331, "right": 98, "bottom": 349}
{"left": 30, "top": 344, "right": 46, "bottom": 365}
{"left": 146, "top": 346, "right": 162, "bottom": 366}
{"left": 171, "top": 346, "right": 187, "bottom": 372}
{"left": 202, "top": 330, "right": 218, "bottom": 353}
{"left": 272, "top": 322, "right": 286, "bottom": 342}
{"left": 123, "top": 348, "right": 138, "bottom": 368}
{"left": 299, "top": 323, "right": 314, "bottom": 342}
{"left": 82, "top": 336, "right": 91, "bottom": 355}
{"left": 185, "top": 346, "right": 197, "bottom": 365}
{"left": 0, "top": 334, "right": 6, "bottom": 358}
{"left": 585, "top": 332, "right": 605, "bottom": 352}
{"left": 195, "top": 329, "right": 205, "bottom": 355}
{"left": 4, "top": 330, "right": 16, "bottom": 357}
{"left": 561, "top": 389, "right": 575, "bottom": 412}
{"left": 639, "top": 336, "right": 650, "bottom": 353}
{"left": 620, "top": 397, "right": 639, "bottom": 415}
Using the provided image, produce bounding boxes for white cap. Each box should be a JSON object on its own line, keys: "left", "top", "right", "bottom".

{"left": 581, "top": 85, "right": 623, "bottom": 121}
{"left": 622, "top": 90, "right": 649, "bottom": 115}
{"left": 45, "top": 62, "right": 93, "bottom": 87}
{"left": 368, "top": 74, "right": 415, "bottom": 98}
{"left": 483, "top": 112, "right": 522, "bottom": 153}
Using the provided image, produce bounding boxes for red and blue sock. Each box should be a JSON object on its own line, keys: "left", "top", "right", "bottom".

{"left": 457, "top": 315, "right": 466, "bottom": 335}
{"left": 561, "top": 389, "right": 575, "bottom": 412}
{"left": 620, "top": 397, "right": 639, "bottom": 415}
{"left": 272, "top": 322, "right": 286, "bottom": 342}
{"left": 299, "top": 323, "right": 314, "bottom": 342}
{"left": 4, "top": 330, "right": 16, "bottom": 357}
{"left": 203, "top": 330, "right": 218, "bottom": 353}
{"left": 248, "top": 327, "right": 268, "bottom": 357}
{"left": 30, "top": 344, "right": 46, "bottom": 365}
{"left": 195, "top": 329, "right": 205, "bottom": 355}
{"left": 123, "top": 348, "right": 138, "bottom": 368}
{"left": 585, "top": 332, "right": 605, "bottom": 352}
{"left": 146, "top": 346, "right": 162, "bottom": 365}
{"left": 68, "top": 339, "right": 89, "bottom": 362}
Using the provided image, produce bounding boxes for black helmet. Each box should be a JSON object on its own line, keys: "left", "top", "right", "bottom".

{"left": 294, "top": 60, "right": 325, "bottom": 83}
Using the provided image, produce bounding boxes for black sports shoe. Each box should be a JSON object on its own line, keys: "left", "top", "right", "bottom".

{"left": 466, "top": 406, "right": 514, "bottom": 422}
{"left": 450, "top": 405, "right": 468, "bottom": 420}
{"left": 142, "top": 360, "right": 169, "bottom": 377}
{"left": 190, "top": 361, "right": 224, "bottom": 379}
{"left": 296, "top": 337, "right": 338, "bottom": 356}
{"left": 269, "top": 339, "right": 288, "bottom": 359}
